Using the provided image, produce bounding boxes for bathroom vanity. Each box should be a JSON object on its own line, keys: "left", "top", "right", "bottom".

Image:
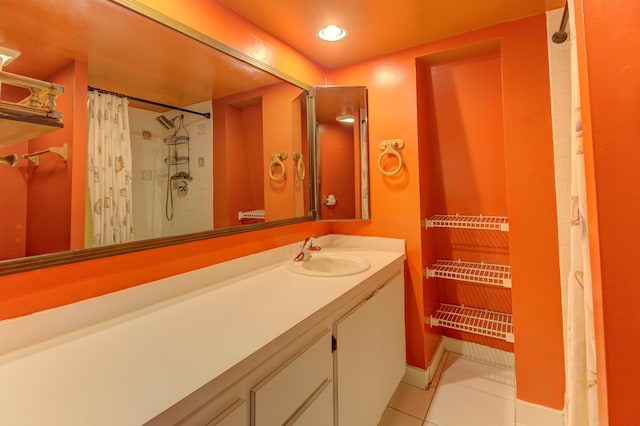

{"left": 0, "top": 235, "right": 405, "bottom": 425}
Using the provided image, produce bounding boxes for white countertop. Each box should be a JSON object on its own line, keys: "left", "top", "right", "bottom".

{"left": 0, "top": 235, "right": 405, "bottom": 425}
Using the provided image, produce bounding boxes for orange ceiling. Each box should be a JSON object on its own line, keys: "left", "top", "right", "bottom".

{"left": 217, "top": 0, "right": 565, "bottom": 68}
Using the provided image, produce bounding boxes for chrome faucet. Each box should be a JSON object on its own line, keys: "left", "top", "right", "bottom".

{"left": 293, "top": 236, "right": 321, "bottom": 262}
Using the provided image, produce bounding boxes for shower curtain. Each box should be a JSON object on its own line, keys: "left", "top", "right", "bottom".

{"left": 566, "top": 2, "right": 598, "bottom": 425}
{"left": 87, "top": 91, "right": 133, "bottom": 246}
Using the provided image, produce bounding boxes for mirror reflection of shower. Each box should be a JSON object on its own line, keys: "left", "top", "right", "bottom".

{"left": 129, "top": 101, "right": 213, "bottom": 241}
{"left": 161, "top": 114, "right": 193, "bottom": 221}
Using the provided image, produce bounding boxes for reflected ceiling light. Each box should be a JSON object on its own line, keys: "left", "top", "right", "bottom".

{"left": 0, "top": 46, "right": 21, "bottom": 67}
{"left": 318, "top": 25, "right": 347, "bottom": 42}
{"left": 336, "top": 114, "right": 355, "bottom": 124}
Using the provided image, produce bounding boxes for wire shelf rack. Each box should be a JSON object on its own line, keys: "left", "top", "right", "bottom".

{"left": 428, "top": 303, "right": 514, "bottom": 343}
{"left": 164, "top": 156, "right": 189, "bottom": 166}
{"left": 425, "top": 214, "right": 509, "bottom": 231}
{"left": 238, "top": 209, "right": 266, "bottom": 220}
{"left": 426, "top": 259, "right": 512, "bottom": 288}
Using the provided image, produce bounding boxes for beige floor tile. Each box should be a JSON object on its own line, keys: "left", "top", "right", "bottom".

{"left": 439, "top": 355, "right": 515, "bottom": 400}
{"left": 378, "top": 407, "right": 423, "bottom": 426}
{"left": 387, "top": 382, "right": 436, "bottom": 420}
{"left": 425, "top": 382, "right": 515, "bottom": 426}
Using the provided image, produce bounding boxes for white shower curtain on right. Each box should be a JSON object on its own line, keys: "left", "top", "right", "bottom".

{"left": 566, "top": 2, "right": 598, "bottom": 425}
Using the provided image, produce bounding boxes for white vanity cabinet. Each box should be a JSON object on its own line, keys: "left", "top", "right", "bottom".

{"left": 0, "top": 236, "right": 406, "bottom": 426}
{"left": 147, "top": 269, "right": 406, "bottom": 426}
{"left": 251, "top": 331, "right": 333, "bottom": 425}
{"left": 333, "top": 272, "right": 406, "bottom": 425}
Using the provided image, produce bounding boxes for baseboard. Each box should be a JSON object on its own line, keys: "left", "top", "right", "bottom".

{"left": 404, "top": 337, "right": 564, "bottom": 425}
{"left": 516, "top": 399, "right": 564, "bottom": 426}
{"left": 441, "top": 336, "right": 515, "bottom": 369}
{"left": 402, "top": 336, "right": 515, "bottom": 388}
{"left": 402, "top": 338, "right": 445, "bottom": 389}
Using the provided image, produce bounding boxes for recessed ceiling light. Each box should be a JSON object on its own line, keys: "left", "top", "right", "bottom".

{"left": 336, "top": 114, "right": 355, "bottom": 124}
{"left": 318, "top": 25, "right": 347, "bottom": 42}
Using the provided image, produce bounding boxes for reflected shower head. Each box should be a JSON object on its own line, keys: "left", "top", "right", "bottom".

{"left": 156, "top": 115, "right": 175, "bottom": 130}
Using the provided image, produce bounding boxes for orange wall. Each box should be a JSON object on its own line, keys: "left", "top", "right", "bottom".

{"left": 291, "top": 95, "right": 307, "bottom": 218}
{"left": 241, "top": 105, "right": 266, "bottom": 215}
{"left": 329, "top": 14, "right": 565, "bottom": 409}
{"left": 573, "top": 0, "right": 640, "bottom": 423}
{"left": 319, "top": 123, "right": 356, "bottom": 219}
{"left": 0, "top": 221, "right": 330, "bottom": 319}
{"left": 214, "top": 100, "right": 264, "bottom": 227}
{"left": 421, "top": 53, "right": 513, "bottom": 353}
{"left": 0, "top": 61, "right": 86, "bottom": 260}
{"left": 69, "top": 61, "right": 89, "bottom": 250}
{"left": 213, "top": 83, "right": 307, "bottom": 227}
{"left": 0, "top": 141, "right": 28, "bottom": 260}
{"left": 262, "top": 83, "right": 308, "bottom": 221}
{"left": 25, "top": 62, "right": 78, "bottom": 256}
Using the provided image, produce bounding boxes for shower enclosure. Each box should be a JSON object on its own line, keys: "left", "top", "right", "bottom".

{"left": 129, "top": 101, "right": 213, "bottom": 240}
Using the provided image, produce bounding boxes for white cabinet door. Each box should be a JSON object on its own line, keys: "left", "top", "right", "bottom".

{"left": 284, "top": 378, "right": 333, "bottom": 426}
{"left": 334, "top": 272, "right": 405, "bottom": 426}
{"left": 251, "top": 330, "right": 333, "bottom": 426}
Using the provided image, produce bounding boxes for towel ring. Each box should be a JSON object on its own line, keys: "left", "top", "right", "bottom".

{"left": 378, "top": 139, "right": 404, "bottom": 176}
{"left": 293, "top": 152, "right": 305, "bottom": 180}
{"left": 269, "top": 151, "right": 288, "bottom": 181}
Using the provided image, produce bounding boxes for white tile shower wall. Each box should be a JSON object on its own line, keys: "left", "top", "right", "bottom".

{"left": 546, "top": 8, "right": 572, "bottom": 376}
{"left": 160, "top": 101, "right": 213, "bottom": 237}
{"left": 129, "top": 107, "right": 165, "bottom": 240}
{"left": 129, "top": 101, "right": 213, "bottom": 240}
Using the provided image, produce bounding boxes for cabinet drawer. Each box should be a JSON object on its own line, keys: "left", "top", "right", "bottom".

{"left": 251, "top": 330, "right": 332, "bottom": 426}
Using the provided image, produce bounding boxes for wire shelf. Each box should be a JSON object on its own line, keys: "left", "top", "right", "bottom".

{"left": 428, "top": 303, "right": 514, "bottom": 343}
{"left": 425, "top": 214, "right": 509, "bottom": 231}
{"left": 164, "top": 135, "right": 190, "bottom": 145}
{"left": 426, "top": 259, "right": 512, "bottom": 288}
{"left": 238, "top": 209, "right": 266, "bottom": 220}
{"left": 164, "top": 156, "right": 189, "bottom": 166}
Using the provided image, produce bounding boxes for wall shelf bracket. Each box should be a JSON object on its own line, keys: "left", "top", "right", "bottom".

{"left": 22, "top": 143, "right": 67, "bottom": 166}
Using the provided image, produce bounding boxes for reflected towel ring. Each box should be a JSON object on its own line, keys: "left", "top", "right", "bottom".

{"left": 293, "top": 152, "right": 305, "bottom": 180}
{"left": 378, "top": 139, "right": 404, "bottom": 176}
{"left": 269, "top": 151, "right": 288, "bottom": 181}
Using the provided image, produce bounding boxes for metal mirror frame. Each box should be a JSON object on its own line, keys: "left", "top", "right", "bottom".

{"left": 0, "top": 0, "right": 317, "bottom": 276}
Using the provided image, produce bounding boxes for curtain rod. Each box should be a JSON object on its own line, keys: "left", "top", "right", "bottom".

{"left": 552, "top": 2, "right": 569, "bottom": 44}
{"left": 87, "top": 86, "right": 211, "bottom": 119}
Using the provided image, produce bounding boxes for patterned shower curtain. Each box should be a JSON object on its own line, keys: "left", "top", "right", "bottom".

{"left": 87, "top": 91, "right": 133, "bottom": 246}
{"left": 566, "top": 2, "right": 598, "bottom": 424}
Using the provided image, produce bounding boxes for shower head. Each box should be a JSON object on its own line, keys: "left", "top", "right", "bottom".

{"left": 156, "top": 115, "right": 175, "bottom": 130}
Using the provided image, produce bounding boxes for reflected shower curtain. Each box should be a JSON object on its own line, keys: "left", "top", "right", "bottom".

{"left": 87, "top": 92, "right": 133, "bottom": 246}
{"left": 566, "top": 2, "right": 598, "bottom": 425}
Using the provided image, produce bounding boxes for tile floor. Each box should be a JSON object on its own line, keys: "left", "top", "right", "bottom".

{"left": 379, "top": 351, "right": 516, "bottom": 426}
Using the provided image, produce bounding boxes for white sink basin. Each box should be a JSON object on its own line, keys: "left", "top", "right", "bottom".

{"left": 285, "top": 252, "right": 370, "bottom": 277}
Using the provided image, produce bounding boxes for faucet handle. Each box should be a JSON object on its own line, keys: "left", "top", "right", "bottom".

{"left": 302, "top": 236, "right": 322, "bottom": 251}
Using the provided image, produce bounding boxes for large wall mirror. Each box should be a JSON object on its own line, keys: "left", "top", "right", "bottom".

{"left": 0, "top": 0, "right": 316, "bottom": 273}
{"left": 0, "top": 0, "right": 313, "bottom": 273}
